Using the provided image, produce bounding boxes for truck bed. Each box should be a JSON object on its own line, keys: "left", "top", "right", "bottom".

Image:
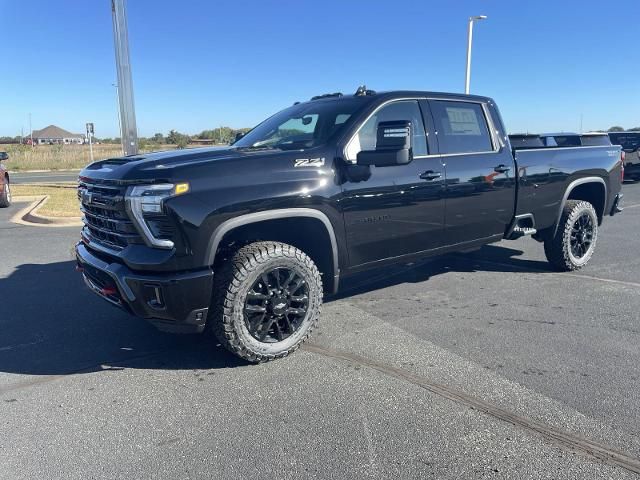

{"left": 512, "top": 145, "right": 623, "bottom": 231}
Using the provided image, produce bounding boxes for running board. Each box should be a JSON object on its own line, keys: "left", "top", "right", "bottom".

{"left": 505, "top": 214, "right": 537, "bottom": 240}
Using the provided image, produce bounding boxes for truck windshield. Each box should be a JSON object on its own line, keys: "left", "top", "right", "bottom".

{"left": 234, "top": 98, "right": 365, "bottom": 150}
{"left": 553, "top": 135, "right": 581, "bottom": 147}
{"left": 580, "top": 135, "right": 611, "bottom": 146}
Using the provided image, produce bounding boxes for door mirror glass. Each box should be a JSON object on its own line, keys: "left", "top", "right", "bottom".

{"left": 356, "top": 120, "right": 413, "bottom": 167}
{"left": 0, "top": 152, "right": 8, "bottom": 161}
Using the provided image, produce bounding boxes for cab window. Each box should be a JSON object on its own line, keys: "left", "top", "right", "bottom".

{"left": 430, "top": 100, "right": 493, "bottom": 154}
{"left": 345, "top": 100, "right": 428, "bottom": 162}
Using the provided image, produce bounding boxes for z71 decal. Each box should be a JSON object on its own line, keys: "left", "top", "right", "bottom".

{"left": 294, "top": 157, "right": 325, "bottom": 167}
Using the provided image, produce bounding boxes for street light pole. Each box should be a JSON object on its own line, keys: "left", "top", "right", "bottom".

{"left": 112, "top": 83, "right": 124, "bottom": 155}
{"left": 465, "top": 15, "right": 487, "bottom": 95}
{"left": 111, "top": 0, "right": 139, "bottom": 156}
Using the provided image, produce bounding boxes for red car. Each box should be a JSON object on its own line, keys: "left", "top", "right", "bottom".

{"left": 0, "top": 152, "right": 11, "bottom": 208}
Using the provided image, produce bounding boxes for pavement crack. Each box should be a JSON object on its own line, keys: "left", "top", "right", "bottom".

{"left": 303, "top": 343, "right": 640, "bottom": 475}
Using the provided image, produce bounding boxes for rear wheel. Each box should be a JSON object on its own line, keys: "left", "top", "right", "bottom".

{"left": 210, "top": 241, "right": 323, "bottom": 362}
{"left": 544, "top": 200, "right": 598, "bottom": 271}
{"left": 0, "top": 177, "right": 11, "bottom": 208}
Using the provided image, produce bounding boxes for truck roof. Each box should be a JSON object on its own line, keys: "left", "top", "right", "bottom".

{"left": 540, "top": 132, "right": 580, "bottom": 137}
{"left": 306, "top": 89, "right": 493, "bottom": 105}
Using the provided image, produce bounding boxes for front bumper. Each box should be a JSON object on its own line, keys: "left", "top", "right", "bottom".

{"left": 75, "top": 243, "right": 214, "bottom": 333}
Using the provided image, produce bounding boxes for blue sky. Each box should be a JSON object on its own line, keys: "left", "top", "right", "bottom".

{"left": 1, "top": 0, "right": 638, "bottom": 137}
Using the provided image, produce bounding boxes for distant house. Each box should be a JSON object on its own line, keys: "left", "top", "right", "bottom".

{"left": 31, "top": 125, "right": 85, "bottom": 145}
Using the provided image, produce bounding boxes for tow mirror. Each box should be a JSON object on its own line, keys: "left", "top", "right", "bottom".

{"left": 0, "top": 152, "right": 8, "bottom": 161}
{"left": 356, "top": 120, "right": 413, "bottom": 167}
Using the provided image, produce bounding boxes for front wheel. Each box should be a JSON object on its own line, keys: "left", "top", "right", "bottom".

{"left": 210, "top": 241, "right": 323, "bottom": 363}
{"left": 0, "top": 177, "right": 11, "bottom": 208}
{"left": 544, "top": 200, "right": 598, "bottom": 271}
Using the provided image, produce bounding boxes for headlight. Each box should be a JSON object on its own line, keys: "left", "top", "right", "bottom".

{"left": 125, "top": 183, "right": 189, "bottom": 249}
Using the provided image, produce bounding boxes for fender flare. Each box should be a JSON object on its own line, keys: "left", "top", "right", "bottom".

{"left": 553, "top": 177, "right": 606, "bottom": 235}
{"left": 206, "top": 208, "right": 340, "bottom": 289}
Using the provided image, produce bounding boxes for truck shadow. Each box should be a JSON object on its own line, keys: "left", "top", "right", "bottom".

{"left": 329, "top": 244, "right": 553, "bottom": 300}
{"left": 0, "top": 244, "right": 549, "bottom": 376}
{"left": 0, "top": 261, "right": 249, "bottom": 376}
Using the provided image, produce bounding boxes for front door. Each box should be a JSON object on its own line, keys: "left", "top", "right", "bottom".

{"left": 340, "top": 100, "right": 446, "bottom": 267}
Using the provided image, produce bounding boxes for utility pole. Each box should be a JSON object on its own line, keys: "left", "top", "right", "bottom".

{"left": 465, "top": 15, "right": 487, "bottom": 95}
{"left": 111, "top": 0, "right": 138, "bottom": 156}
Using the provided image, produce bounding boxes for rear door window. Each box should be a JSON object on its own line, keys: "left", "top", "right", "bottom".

{"left": 429, "top": 101, "right": 493, "bottom": 154}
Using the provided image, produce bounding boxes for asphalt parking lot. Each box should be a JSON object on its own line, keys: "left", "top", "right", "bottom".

{"left": 1, "top": 183, "right": 639, "bottom": 479}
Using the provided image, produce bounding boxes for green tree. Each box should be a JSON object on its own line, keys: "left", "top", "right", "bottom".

{"left": 152, "top": 133, "right": 165, "bottom": 143}
{"left": 167, "top": 129, "right": 190, "bottom": 147}
{"left": 607, "top": 126, "right": 625, "bottom": 132}
{"left": 628, "top": 127, "right": 640, "bottom": 132}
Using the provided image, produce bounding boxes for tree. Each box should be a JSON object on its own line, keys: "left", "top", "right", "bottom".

{"left": 167, "top": 129, "right": 190, "bottom": 147}
{"left": 152, "top": 133, "right": 165, "bottom": 143}
{"left": 607, "top": 126, "right": 625, "bottom": 132}
{"left": 196, "top": 126, "right": 251, "bottom": 144}
{"left": 628, "top": 127, "right": 640, "bottom": 132}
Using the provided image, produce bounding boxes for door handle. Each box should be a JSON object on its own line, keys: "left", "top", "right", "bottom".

{"left": 494, "top": 164, "right": 511, "bottom": 174}
{"left": 420, "top": 170, "right": 442, "bottom": 181}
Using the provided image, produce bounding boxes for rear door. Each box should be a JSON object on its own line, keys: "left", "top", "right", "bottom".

{"left": 428, "top": 99, "right": 516, "bottom": 244}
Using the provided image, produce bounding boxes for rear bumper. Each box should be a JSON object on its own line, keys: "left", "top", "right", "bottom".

{"left": 75, "top": 243, "right": 213, "bottom": 333}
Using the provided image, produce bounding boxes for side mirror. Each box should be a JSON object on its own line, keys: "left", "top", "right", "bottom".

{"left": 356, "top": 120, "right": 413, "bottom": 167}
{"left": 0, "top": 152, "right": 8, "bottom": 161}
{"left": 234, "top": 132, "right": 245, "bottom": 143}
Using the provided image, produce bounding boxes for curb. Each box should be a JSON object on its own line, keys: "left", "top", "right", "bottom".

{"left": 10, "top": 195, "right": 83, "bottom": 228}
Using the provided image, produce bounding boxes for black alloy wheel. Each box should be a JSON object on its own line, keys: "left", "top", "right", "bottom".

{"left": 569, "top": 212, "right": 594, "bottom": 259}
{"left": 244, "top": 267, "right": 309, "bottom": 343}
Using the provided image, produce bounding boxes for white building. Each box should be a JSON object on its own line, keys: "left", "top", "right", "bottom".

{"left": 32, "top": 125, "right": 85, "bottom": 145}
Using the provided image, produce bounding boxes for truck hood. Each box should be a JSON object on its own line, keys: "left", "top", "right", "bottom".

{"left": 79, "top": 146, "right": 288, "bottom": 183}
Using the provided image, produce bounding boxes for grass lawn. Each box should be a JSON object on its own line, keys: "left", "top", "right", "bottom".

{"left": 12, "top": 184, "right": 80, "bottom": 217}
{"left": 1, "top": 143, "right": 208, "bottom": 171}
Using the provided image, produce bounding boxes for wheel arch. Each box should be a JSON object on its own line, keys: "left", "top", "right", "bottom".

{"left": 206, "top": 209, "right": 340, "bottom": 294}
{"left": 554, "top": 177, "right": 606, "bottom": 234}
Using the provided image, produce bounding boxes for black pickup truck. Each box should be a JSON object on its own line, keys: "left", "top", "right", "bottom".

{"left": 76, "top": 88, "right": 624, "bottom": 362}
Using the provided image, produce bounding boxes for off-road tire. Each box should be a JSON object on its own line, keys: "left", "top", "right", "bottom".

{"left": 0, "top": 177, "right": 11, "bottom": 208}
{"left": 544, "top": 200, "right": 598, "bottom": 271}
{"left": 210, "top": 241, "right": 323, "bottom": 363}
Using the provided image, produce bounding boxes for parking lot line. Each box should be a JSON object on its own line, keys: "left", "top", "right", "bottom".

{"left": 303, "top": 343, "right": 640, "bottom": 475}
